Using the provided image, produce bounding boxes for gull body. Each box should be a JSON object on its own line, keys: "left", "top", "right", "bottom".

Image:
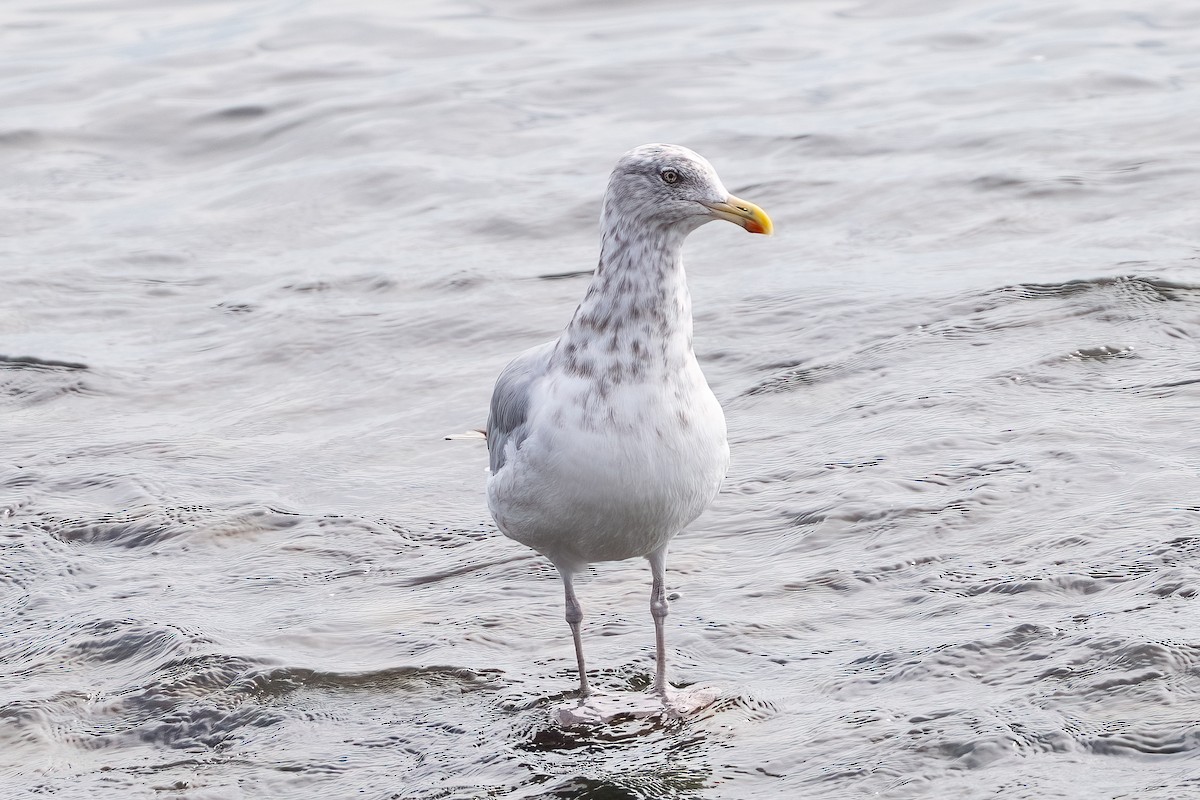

{"left": 485, "top": 144, "right": 772, "bottom": 698}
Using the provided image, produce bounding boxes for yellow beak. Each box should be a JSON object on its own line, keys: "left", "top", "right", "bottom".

{"left": 703, "top": 195, "right": 773, "bottom": 235}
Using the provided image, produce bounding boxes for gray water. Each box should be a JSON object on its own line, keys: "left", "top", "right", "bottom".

{"left": 3, "top": 0, "right": 1199, "bottom": 797}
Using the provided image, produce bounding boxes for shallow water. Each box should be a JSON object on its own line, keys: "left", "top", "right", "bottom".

{"left": 3, "top": 0, "right": 1199, "bottom": 797}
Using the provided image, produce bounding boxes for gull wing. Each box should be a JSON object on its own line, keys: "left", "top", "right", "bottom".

{"left": 486, "top": 340, "right": 556, "bottom": 474}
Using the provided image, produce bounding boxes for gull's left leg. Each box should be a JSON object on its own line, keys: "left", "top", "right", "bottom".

{"left": 558, "top": 566, "right": 591, "bottom": 698}
{"left": 648, "top": 546, "right": 670, "bottom": 697}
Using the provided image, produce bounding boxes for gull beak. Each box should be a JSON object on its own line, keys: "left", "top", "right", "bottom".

{"left": 702, "top": 194, "right": 774, "bottom": 235}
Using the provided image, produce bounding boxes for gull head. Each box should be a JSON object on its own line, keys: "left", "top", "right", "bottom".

{"left": 602, "top": 143, "right": 773, "bottom": 238}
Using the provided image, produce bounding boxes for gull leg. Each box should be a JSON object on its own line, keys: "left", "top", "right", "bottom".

{"left": 648, "top": 547, "right": 670, "bottom": 697}
{"left": 559, "top": 568, "right": 591, "bottom": 698}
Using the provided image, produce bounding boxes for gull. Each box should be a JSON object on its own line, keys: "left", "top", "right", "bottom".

{"left": 485, "top": 143, "right": 772, "bottom": 708}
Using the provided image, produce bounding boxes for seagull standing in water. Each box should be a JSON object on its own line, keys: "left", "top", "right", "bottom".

{"left": 485, "top": 144, "right": 772, "bottom": 706}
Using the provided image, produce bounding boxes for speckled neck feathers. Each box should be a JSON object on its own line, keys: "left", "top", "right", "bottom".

{"left": 554, "top": 217, "right": 695, "bottom": 385}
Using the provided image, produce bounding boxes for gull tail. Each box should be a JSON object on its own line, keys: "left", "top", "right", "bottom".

{"left": 444, "top": 429, "right": 487, "bottom": 441}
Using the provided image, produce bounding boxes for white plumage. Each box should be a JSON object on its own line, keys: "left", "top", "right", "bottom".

{"left": 485, "top": 143, "right": 772, "bottom": 702}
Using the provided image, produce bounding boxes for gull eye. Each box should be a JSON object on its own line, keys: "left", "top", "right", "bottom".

{"left": 660, "top": 169, "right": 679, "bottom": 185}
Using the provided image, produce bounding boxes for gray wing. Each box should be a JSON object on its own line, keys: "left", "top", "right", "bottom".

{"left": 486, "top": 340, "right": 556, "bottom": 474}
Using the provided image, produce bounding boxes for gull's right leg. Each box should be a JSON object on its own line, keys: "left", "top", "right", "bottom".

{"left": 558, "top": 567, "right": 591, "bottom": 698}
{"left": 648, "top": 546, "right": 671, "bottom": 697}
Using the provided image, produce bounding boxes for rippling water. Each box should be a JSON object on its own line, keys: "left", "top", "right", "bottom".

{"left": 3, "top": 0, "right": 1199, "bottom": 797}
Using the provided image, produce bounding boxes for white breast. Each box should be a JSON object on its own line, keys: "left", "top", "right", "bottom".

{"left": 487, "top": 363, "right": 729, "bottom": 573}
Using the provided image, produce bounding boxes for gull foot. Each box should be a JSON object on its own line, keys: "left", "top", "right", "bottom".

{"left": 552, "top": 685, "right": 719, "bottom": 726}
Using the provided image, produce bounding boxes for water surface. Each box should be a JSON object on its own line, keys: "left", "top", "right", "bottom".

{"left": 3, "top": 0, "right": 1199, "bottom": 797}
